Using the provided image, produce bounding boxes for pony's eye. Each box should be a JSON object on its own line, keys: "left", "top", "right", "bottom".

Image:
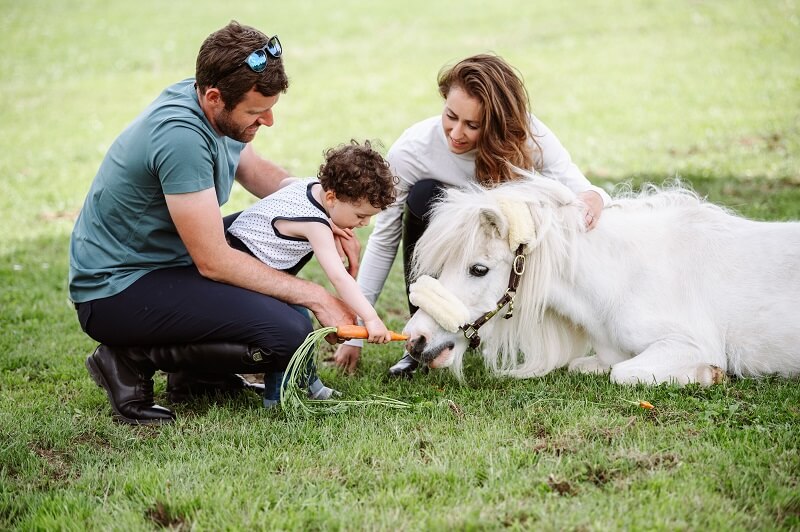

{"left": 469, "top": 264, "right": 489, "bottom": 277}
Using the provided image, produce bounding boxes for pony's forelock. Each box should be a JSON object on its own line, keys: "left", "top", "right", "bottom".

{"left": 411, "top": 186, "right": 503, "bottom": 281}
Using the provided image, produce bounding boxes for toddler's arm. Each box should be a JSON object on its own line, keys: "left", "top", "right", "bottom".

{"left": 285, "top": 221, "right": 391, "bottom": 343}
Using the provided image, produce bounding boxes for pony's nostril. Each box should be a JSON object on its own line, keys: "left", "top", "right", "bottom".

{"left": 405, "top": 336, "right": 427, "bottom": 359}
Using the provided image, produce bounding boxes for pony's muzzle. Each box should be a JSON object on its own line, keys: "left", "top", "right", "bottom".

{"left": 406, "top": 335, "right": 454, "bottom": 365}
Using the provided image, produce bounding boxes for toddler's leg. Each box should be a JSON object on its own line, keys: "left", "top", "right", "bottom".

{"left": 305, "top": 358, "right": 340, "bottom": 400}
{"left": 262, "top": 371, "right": 286, "bottom": 408}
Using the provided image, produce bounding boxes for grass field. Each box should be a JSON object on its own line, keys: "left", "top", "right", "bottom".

{"left": 2, "top": 0, "right": 799, "bottom": 529}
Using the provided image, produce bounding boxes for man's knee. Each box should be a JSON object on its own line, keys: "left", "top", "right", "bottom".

{"left": 251, "top": 310, "right": 313, "bottom": 365}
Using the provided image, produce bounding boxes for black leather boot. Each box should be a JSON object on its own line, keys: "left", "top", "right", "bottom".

{"left": 166, "top": 372, "right": 265, "bottom": 404}
{"left": 156, "top": 343, "right": 274, "bottom": 405}
{"left": 85, "top": 345, "right": 175, "bottom": 425}
{"left": 145, "top": 342, "right": 275, "bottom": 375}
{"left": 387, "top": 352, "right": 428, "bottom": 379}
{"left": 87, "top": 343, "right": 275, "bottom": 424}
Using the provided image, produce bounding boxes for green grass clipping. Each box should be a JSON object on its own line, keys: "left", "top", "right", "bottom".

{"left": 279, "top": 327, "right": 412, "bottom": 417}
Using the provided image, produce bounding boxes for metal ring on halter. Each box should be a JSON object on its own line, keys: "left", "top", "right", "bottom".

{"left": 513, "top": 254, "right": 526, "bottom": 275}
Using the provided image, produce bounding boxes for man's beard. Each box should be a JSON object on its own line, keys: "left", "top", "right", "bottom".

{"left": 215, "top": 109, "right": 258, "bottom": 143}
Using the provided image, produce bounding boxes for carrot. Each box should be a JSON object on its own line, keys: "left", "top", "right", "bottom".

{"left": 336, "top": 324, "right": 408, "bottom": 341}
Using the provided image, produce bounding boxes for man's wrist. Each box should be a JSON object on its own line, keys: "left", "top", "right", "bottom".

{"left": 298, "top": 282, "right": 330, "bottom": 312}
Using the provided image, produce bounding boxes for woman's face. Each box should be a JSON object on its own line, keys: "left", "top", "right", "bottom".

{"left": 441, "top": 85, "right": 482, "bottom": 154}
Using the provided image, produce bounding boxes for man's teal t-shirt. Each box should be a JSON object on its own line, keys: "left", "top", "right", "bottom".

{"left": 69, "top": 79, "right": 246, "bottom": 303}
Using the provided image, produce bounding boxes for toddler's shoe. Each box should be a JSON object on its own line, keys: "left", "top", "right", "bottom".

{"left": 307, "top": 377, "right": 341, "bottom": 400}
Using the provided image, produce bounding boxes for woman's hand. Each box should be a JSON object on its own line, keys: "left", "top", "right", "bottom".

{"left": 578, "top": 190, "right": 604, "bottom": 230}
{"left": 332, "top": 343, "right": 362, "bottom": 374}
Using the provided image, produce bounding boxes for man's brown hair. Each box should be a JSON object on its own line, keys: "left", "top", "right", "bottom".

{"left": 195, "top": 20, "right": 289, "bottom": 110}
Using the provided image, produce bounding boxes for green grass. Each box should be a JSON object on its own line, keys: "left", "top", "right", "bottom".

{"left": 2, "top": 0, "right": 799, "bottom": 529}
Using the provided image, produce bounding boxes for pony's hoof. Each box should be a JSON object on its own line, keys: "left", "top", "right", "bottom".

{"left": 709, "top": 365, "right": 727, "bottom": 384}
{"left": 387, "top": 353, "right": 420, "bottom": 379}
{"left": 696, "top": 364, "right": 727, "bottom": 385}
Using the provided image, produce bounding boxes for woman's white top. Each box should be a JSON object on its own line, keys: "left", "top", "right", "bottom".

{"left": 357, "top": 115, "right": 609, "bottom": 306}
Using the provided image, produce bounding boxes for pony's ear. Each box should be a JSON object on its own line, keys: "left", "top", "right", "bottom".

{"left": 497, "top": 199, "right": 536, "bottom": 250}
{"left": 479, "top": 207, "right": 508, "bottom": 242}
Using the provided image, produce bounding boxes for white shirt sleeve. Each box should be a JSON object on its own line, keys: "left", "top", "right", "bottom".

{"left": 532, "top": 116, "right": 611, "bottom": 206}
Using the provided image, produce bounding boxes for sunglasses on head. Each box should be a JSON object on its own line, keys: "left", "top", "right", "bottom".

{"left": 244, "top": 35, "right": 282, "bottom": 72}
{"left": 213, "top": 35, "right": 282, "bottom": 85}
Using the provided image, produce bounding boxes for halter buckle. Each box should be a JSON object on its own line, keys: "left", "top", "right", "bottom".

{"left": 462, "top": 324, "right": 479, "bottom": 340}
{"left": 461, "top": 324, "right": 482, "bottom": 349}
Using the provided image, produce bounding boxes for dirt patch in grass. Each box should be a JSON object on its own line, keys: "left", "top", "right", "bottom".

{"left": 417, "top": 438, "right": 433, "bottom": 463}
{"left": 547, "top": 474, "right": 577, "bottom": 496}
{"left": 29, "top": 443, "right": 71, "bottom": 485}
{"left": 72, "top": 431, "right": 113, "bottom": 452}
{"left": 528, "top": 438, "right": 574, "bottom": 456}
{"left": 146, "top": 501, "right": 189, "bottom": 530}
{"left": 582, "top": 463, "right": 619, "bottom": 487}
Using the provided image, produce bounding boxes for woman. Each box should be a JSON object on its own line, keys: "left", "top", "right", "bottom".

{"left": 333, "top": 53, "right": 609, "bottom": 377}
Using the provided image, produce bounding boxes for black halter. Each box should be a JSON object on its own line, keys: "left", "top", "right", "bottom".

{"left": 459, "top": 244, "right": 527, "bottom": 349}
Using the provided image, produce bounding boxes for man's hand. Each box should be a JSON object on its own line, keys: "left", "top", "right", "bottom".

{"left": 306, "top": 290, "right": 357, "bottom": 344}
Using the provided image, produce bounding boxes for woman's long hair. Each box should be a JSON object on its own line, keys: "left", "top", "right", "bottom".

{"left": 438, "top": 54, "right": 541, "bottom": 187}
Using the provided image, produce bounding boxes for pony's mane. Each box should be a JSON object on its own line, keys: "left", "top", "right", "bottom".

{"left": 411, "top": 186, "right": 497, "bottom": 279}
{"left": 610, "top": 179, "right": 733, "bottom": 217}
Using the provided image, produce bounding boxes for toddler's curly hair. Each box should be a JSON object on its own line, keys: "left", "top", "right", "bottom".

{"left": 318, "top": 140, "right": 397, "bottom": 210}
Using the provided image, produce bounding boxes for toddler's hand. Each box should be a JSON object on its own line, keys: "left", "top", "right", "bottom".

{"left": 365, "top": 318, "right": 392, "bottom": 344}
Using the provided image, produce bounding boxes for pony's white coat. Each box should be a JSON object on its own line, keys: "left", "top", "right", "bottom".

{"left": 404, "top": 176, "right": 800, "bottom": 385}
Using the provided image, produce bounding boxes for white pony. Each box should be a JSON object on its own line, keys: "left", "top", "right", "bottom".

{"left": 403, "top": 175, "right": 800, "bottom": 385}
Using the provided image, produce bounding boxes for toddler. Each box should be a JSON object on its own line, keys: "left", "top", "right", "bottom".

{"left": 227, "top": 140, "right": 397, "bottom": 406}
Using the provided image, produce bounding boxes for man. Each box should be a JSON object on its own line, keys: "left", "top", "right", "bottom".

{"left": 69, "top": 21, "right": 356, "bottom": 425}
